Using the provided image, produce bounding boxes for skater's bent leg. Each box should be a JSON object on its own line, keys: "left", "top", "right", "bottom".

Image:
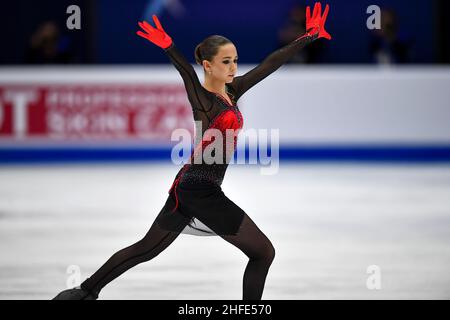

{"left": 220, "top": 214, "right": 275, "bottom": 300}
{"left": 80, "top": 219, "right": 182, "bottom": 296}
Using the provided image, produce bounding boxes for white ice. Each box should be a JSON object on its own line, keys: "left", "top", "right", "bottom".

{"left": 0, "top": 162, "right": 449, "bottom": 299}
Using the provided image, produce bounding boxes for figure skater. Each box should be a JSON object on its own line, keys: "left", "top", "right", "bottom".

{"left": 53, "top": 2, "right": 331, "bottom": 300}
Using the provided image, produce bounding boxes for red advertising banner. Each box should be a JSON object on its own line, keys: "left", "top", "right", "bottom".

{"left": 0, "top": 84, "right": 193, "bottom": 143}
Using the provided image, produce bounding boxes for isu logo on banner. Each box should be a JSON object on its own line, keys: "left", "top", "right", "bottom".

{"left": 0, "top": 85, "right": 193, "bottom": 142}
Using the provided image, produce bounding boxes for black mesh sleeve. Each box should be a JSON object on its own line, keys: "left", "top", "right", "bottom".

{"left": 164, "top": 42, "right": 214, "bottom": 116}
{"left": 229, "top": 33, "right": 319, "bottom": 100}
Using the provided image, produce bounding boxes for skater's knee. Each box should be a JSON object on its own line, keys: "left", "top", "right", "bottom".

{"left": 266, "top": 242, "right": 275, "bottom": 264}
{"left": 252, "top": 242, "right": 275, "bottom": 264}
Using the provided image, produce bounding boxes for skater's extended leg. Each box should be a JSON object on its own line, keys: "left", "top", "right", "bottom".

{"left": 79, "top": 219, "right": 183, "bottom": 297}
{"left": 220, "top": 214, "right": 275, "bottom": 300}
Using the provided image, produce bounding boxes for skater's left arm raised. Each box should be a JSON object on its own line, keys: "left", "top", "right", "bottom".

{"left": 229, "top": 2, "right": 332, "bottom": 101}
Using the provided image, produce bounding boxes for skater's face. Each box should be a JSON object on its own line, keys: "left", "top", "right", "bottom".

{"left": 203, "top": 43, "right": 238, "bottom": 83}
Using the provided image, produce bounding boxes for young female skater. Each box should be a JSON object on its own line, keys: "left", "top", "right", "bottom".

{"left": 53, "top": 2, "right": 331, "bottom": 300}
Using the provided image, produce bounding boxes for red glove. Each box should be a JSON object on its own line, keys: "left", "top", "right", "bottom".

{"left": 136, "top": 14, "right": 173, "bottom": 49}
{"left": 306, "top": 2, "right": 332, "bottom": 40}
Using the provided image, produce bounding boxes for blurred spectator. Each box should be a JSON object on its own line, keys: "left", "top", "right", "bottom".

{"left": 369, "top": 8, "right": 413, "bottom": 64}
{"left": 277, "top": 4, "right": 325, "bottom": 64}
{"left": 25, "top": 21, "right": 74, "bottom": 64}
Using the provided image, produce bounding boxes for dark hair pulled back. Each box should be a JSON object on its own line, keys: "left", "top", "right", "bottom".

{"left": 194, "top": 35, "right": 233, "bottom": 69}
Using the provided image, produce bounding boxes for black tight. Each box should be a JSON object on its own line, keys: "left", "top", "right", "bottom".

{"left": 80, "top": 218, "right": 181, "bottom": 296}
{"left": 221, "top": 214, "right": 275, "bottom": 299}
{"left": 81, "top": 213, "right": 275, "bottom": 300}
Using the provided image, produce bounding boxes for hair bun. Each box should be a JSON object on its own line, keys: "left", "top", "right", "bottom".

{"left": 194, "top": 43, "right": 203, "bottom": 65}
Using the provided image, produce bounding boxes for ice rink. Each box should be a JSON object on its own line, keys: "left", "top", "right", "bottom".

{"left": 1, "top": 162, "right": 450, "bottom": 300}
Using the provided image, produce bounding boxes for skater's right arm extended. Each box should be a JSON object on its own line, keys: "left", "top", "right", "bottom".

{"left": 136, "top": 15, "right": 211, "bottom": 114}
